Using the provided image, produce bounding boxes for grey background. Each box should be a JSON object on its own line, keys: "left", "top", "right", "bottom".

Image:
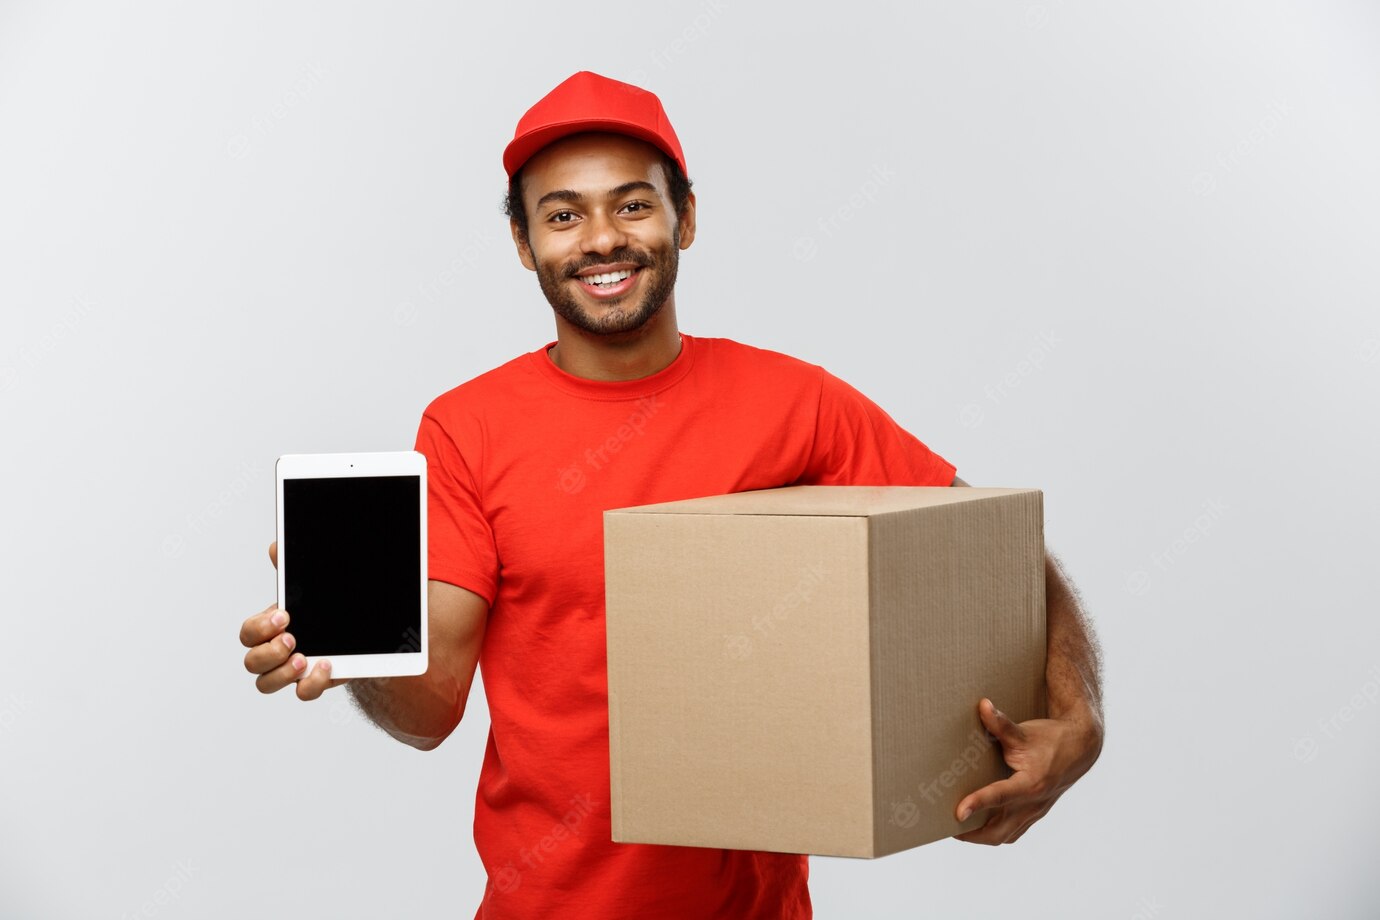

{"left": 1, "top": 1, "right": 1377, "bottom": 917}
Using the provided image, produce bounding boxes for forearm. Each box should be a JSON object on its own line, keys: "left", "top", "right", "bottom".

{"left": 1043, "top": 548, "right": 1104, "bottom": 743}
{"left": 346, "top": 670, "right": 462, "bottom": 751}
{"left": 950, "top": 543, "right": 1105, "bottom": 843}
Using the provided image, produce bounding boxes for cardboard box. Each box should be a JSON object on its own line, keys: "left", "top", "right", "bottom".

{"left": 603, "top": 485, "right": 1046, "bottom": 858}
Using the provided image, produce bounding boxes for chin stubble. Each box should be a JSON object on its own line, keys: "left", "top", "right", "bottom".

{"left": 536, "top": 229, "right": 681, "bottom": 336}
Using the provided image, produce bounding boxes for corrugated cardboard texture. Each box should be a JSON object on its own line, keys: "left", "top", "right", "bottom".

{"left": 606, "top": 513, "right": 874, "bottom": 854}
{"left": 868, "top": 490, "right": 1046, "bottom": 856}
{"left": 604, "top": 486, "right": 1046, "bottom": 859}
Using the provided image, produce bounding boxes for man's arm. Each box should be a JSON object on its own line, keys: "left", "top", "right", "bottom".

{"left": 1039, "top": 549, "right": 1104, "bottom": 733}
{"left": 948, "top": 474, "right": 1105, "bottom": 844}
{"left": 351, "top": 580, "right": 488, "bottom": 751}
{"left": 294, "top": 579, "right": 489, "bottom": 751}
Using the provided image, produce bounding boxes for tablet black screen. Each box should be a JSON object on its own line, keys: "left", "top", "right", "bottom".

{"left": 282, "top": 474, "right": 421, "bottom": 657}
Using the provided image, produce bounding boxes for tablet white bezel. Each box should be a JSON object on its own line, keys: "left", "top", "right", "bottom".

{"left": 275, "top": 450, "right": 428, "bottom": 680}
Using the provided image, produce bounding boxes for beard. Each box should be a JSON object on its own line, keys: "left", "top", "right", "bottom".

{"left": 534, "top": 226, "right": 681, "bottom": 336}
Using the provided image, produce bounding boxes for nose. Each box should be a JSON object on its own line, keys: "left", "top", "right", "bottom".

{"left": 580, "top": 206, "right": 628, "bottom": 255}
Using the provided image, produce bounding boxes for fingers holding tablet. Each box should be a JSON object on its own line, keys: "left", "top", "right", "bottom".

{"left": 293, "top": 657, "right": 349, "bottom": 701}
{"left": 240, "top": 603, "right": 299, "bottom": 691}
{"left": 240, "top": 600, "right": 348, "bottom": 697}
{"left": 240, "top": 600, "right": 287, "bottom": 650}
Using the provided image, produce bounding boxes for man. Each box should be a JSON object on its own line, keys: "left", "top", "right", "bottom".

{"left": 239, "top": 71, "right": 1104, "bottom": 919}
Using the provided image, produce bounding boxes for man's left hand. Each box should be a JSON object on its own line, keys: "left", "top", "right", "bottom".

{"left": 953, "top": 697, "right": 1103, "bottom": 845}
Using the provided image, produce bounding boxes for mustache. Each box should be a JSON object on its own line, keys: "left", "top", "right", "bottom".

{"left": 564, "top": 249, "right": 653, "bottom": 278}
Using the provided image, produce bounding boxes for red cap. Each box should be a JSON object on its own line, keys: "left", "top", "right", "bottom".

{"left": 503, "top": 71, "right": 687, "bottom": 180}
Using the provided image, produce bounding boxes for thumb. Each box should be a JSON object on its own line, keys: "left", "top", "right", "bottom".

{"left": 269, "top": 540, "right": 278, "bottom": 570}
{"left": 978, "top": 698, "right": 1027, "bottom": 748}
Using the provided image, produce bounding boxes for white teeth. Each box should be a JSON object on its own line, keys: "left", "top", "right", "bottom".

{"left": 583, "top": 269, "right": 634, "bottom": 286}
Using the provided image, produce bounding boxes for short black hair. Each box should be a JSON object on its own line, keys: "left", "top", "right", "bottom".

{"left": 503, "top": 149, "right": 693, "bottom": 243}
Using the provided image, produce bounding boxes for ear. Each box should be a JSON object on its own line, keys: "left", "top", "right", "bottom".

{"left": 677, "top": 191, "right": 697, "bottom": 250}
{"left": 511, "top": 219, "right": 537, "bottom": 272}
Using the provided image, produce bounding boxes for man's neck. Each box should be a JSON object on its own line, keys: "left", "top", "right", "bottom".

{"left": 548, "top": 306, "right": 682, "bottom": 382}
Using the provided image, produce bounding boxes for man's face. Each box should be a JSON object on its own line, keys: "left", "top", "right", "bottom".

{"left": 512, "top": 132, "right": 695, "bottom": 337}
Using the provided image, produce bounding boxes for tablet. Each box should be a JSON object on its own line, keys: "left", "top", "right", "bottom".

{"left": 275, "top": 451, "right": 428, "bottom": 680}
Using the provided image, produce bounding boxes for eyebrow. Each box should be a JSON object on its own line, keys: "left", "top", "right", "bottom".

{"left": 534, "top": 180, "right": 659, "bottom": 213}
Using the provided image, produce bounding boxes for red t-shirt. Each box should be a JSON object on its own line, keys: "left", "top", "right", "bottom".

{"left": 412, "top": 333, "right": 956, "bottom": 919}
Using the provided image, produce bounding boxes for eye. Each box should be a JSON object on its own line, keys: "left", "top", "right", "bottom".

{"left": 549, "top": 210, "right": 577, "bottom": 223}
{"left": 622, "top": 201, "right": 651, "bottom": 214}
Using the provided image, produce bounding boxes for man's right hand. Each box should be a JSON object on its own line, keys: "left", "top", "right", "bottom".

{"left": 240, "top": 541, "right": 349, "bottom": 700}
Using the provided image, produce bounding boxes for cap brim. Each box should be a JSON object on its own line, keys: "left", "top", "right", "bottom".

{"left": 504, "top": 118, "right": 683, "bottom": 178}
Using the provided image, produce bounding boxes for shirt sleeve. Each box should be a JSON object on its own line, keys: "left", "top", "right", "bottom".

{"left": 413, "top": 410, "right": 500, "bottom": 606}
{"left": 798, "top": 366, "right": 957, "bottom": 487}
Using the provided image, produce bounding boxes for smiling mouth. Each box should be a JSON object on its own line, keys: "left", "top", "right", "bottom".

{"left": 576, "top": 267, "right": 643, "bottom": 289}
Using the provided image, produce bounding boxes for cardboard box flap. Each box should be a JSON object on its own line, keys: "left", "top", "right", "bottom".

{"left": 606, "top": 485, "right": 1037, "bottom": 518}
